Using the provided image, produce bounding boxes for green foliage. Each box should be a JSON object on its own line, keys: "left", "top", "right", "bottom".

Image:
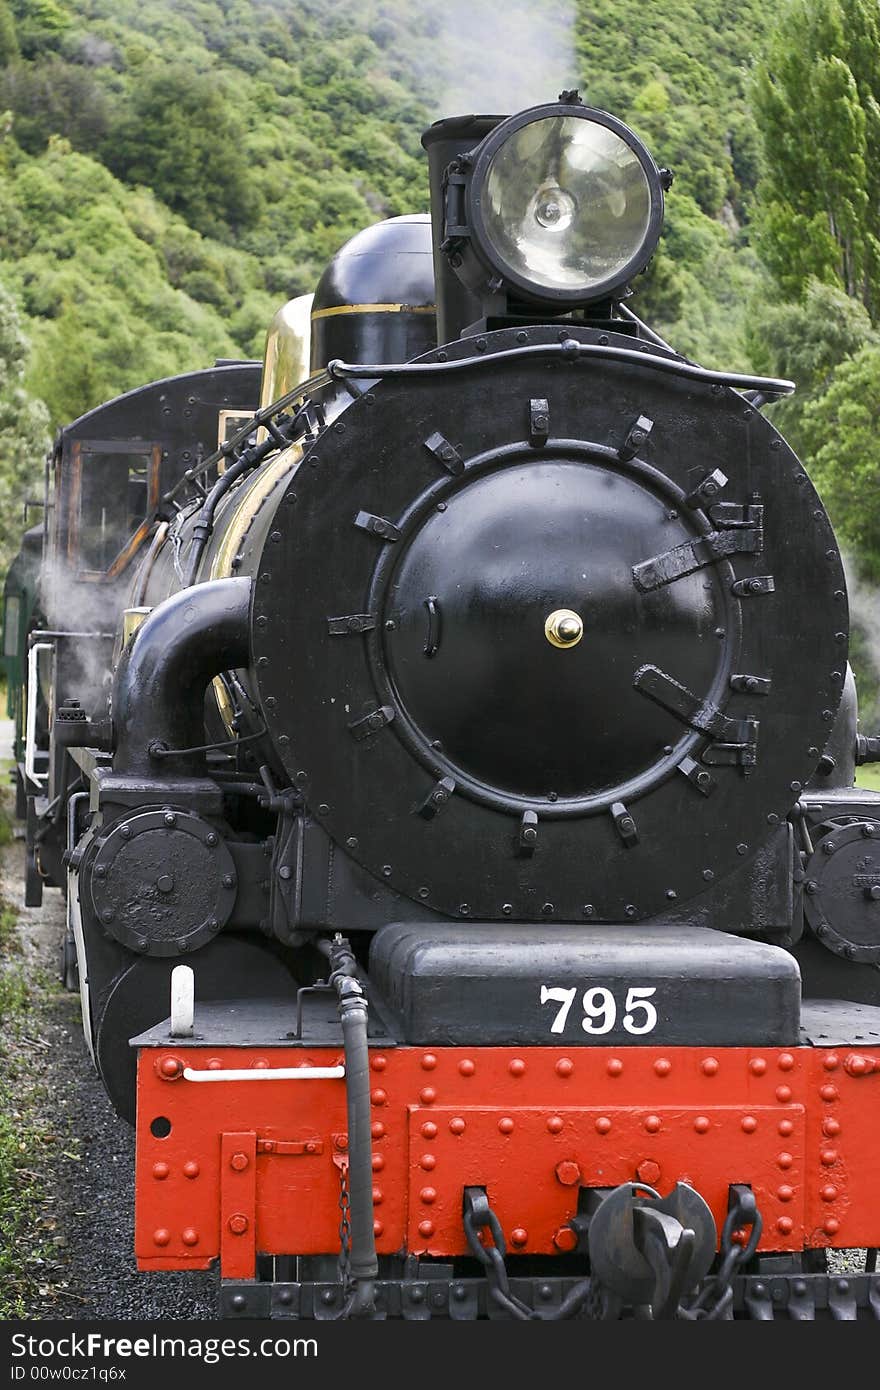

{"left": 798, "top": 344, "right": 880, "bottom": 580}
{"left": 0, "top": 2, "right": 19, "bottom": 65}
{"left": 102, "top": 65, "right": 256, "bottom": 239}
{"left": 0, "top": 136, "right": 269, "bottom": 425}
{"left": 0, "top": 275, "right": 49, "bottom": 572}
{"left": 751, "top": 0, "right": 880, "bottom": 318}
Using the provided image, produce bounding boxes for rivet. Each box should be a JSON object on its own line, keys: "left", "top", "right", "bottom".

{"left": 153, "top": 1229, "right": 171, "bottom": 1247}
{"left": 458, "top": 1059, "right": 475, "bottom": 1077}
{"left": 820, "top": 1084, "right": 838, "bottom": 1102}
{"left": 701, "top": 1057, "right": 719, "bottom": 1076}
{"left": 373, "top": 1221, "right": 384, "bottom": 1237}
{"left": 821, "top": 1148, "right": 838, "bottom": 1166}
{"left": 606, "top": 1058, "right": 623, "bottom": 1077}
{"left": 181, "top": 1229, "right": 198, "bottom": 1247}
{"left": 822, "top": 1118, "right": 841, "bottom": 1137}
{"left": 694, "top": 1116, "right": 710, "bottom": 1134}
{"left": 420, "top": 1187, "right": 437, "bottom": 1205}
{"left": 420, "top": 1153, "right": 436, "bottom": 1170}
{"left": 644, "top": 1115, "right": 662, "bottom": 1134}
{"left": 163, "top": 813, "right": 176, "bottom": 828}
{"left": 346, "top": 836, "right": 358, "bottom": 849}
{"left": 230, "top": 1152, "right": 249, "bottom": 1171}
{"left": 207, "top": 1058, "right": 222, "bottom": 1070}
{"left": 371, "top": 1055, "right": 387, "bottom": 1072}
{"left": 510, "top": 1228, "right": 528, "bottom": 1247}
{"left": 821, "top": 1185, "right": 838, "bottom": 1203}
{"left": 159, "top": 1056, "right": 182, "bottom": 1079}
{"left": 778, "top": 1119, "right": 794, "bottom": 1137}
{"left": 749, "top": 1058, "right": 767, "bottom": 1076}
{"left": 556, "top": 1057, "right": 575, "bottom": 1077}
{"left": 152, "top": 1162, "right": 169, "bottom": 1180}
{"left": 227, "top": 1214, "right": 249, "bottom": 1235}
{"left": 371, "top": 1089, "right": 387, "bottom": 1106}
{"left": 778, "top": 1053, "right": 795, "bottom": 1072}
{"left": 421, "top": 1053, "right": 437, "bottom": 1071}
{"left": 777, "top": 1152, "right": 793, "bottom": 1169}
{"left": 595, "top": 1116, "right": 612, "bottom": 1134}
{"left": 777, "top": 1186, "right": 794, "bottom": 1203}
{"left": 776, "top": 1085, "right": 792, "bottom": 1103}
{"left": 421, "top": 1121, "right": 438, "bottom": 1139}
{"left": 449, "top": 1118, "right": 466, "bottom": 1135}
{"left": 453, "top": 1285, "right": 467, "bottom": 1302}
{"left": 553, "top": 1227, "right": 578, "bottom": 1252}
{"left": 546, "top": 1115, "right": 564, "bottom": 1134}
{"left": 555, "top": 1160, "right": 581, "bottom": 1186}
{"left": 498, "top": 1117, "right": 515, "bottom": 1134}
{"left": 741, "top": 1116, "right": 757, "bottom": 1133}
{"left": 502, "top": 903, "right": 512, "bottom": 915}
{"left": 653, "top": 1058, "right": 671, "bottom": 1077}
{"left": 736, "top": 843, "right": 748, "bottom": 856}
{"left": 252, "top": 1058, "right": 269, "bottom": 1069}
{"left": 777, "top": 1217, "right": 794, "bottom": 1235}
{"left": 419, "top": 1087, "right": 437, "bottom": 1105}
{"left": 321, "top": 1290, "right": 336, "bottom": 1306}
{"left": 835, "top": 1279, "right": 850, "bottom": 1294}
{"left": 418, "top": 1220, "right": 435, "bottom": 1238}
{"left": 823, "top": 1218, "right": 840, "bottom": 1236}
{"left": 509, "top": 1058, "right": 526, "bottom": 1077}
{"left": 371, "top": 1121, "right": 385, "bottom": 1140}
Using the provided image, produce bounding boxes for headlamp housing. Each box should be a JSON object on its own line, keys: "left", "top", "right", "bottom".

{"left": 443, "top": 98, "right": 666, "bottom": 310}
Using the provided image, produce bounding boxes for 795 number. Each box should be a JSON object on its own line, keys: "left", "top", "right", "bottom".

{"left": 540, "top": 984, "right": 658, "bottom": 1036}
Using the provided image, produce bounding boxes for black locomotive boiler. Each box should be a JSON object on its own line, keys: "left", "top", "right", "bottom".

{"left": 4, "top": 93, "right": 880, "bottom": 1320}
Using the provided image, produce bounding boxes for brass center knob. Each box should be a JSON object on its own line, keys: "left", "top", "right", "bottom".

{"left": 544, "top": 608, "right": 584, "bottom": 649}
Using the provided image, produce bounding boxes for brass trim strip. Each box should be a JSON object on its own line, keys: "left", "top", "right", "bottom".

{"left": 310, "top": 302, "right": 436, "bottom": 320}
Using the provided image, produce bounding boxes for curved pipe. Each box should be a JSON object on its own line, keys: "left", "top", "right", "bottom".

{"left": 112, "top": 576, "right": 252, "bottom": 776}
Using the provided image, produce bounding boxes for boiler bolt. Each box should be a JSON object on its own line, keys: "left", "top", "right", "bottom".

{"left": 227, "top": 1214, "right": 249, "bottom": 1235}
{"left": 164, "top": 813, "right": 176, "bottom": 827}
{"left": 230, "top": 1152, "right": 249, "bottom": 1172}
{"left": 222, "top": 875, "right": 235, "bottom": 889}
{"left": 206, "top": 833, "right": 218, "bottom": 847}
{"left": 555, "top": 1160, "right": 581, "bottom": 1187}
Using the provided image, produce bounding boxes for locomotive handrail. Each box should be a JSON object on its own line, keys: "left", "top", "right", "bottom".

{"left": 182, "top": 1065, "right": 345, "bottom": 1082}
{"left": 327, "top": 338, "right": 795, "bottom": 398}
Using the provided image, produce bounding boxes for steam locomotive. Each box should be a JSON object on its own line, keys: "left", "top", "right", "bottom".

{"left": 3, "top": 93, "right": 880, "bottom": 1320}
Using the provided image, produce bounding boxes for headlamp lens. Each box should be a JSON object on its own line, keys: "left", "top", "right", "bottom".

{"left": 481, "top": 115, "right": 654, "bottom": 294}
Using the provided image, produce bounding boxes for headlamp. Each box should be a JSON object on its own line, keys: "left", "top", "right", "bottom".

{"left": 444, "top": 98, "right": 666, "bottom": 308}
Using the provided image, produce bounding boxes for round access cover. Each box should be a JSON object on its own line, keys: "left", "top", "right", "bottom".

{"left": 88, "top": 809, "right": 237, "bottom": 956}
{"left": 804, "top": 820, "right": 880, "bottom": 963}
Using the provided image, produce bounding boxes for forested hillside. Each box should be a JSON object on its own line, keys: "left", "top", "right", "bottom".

{"left": 0, "top": 0, "right": 877, "bottom": 715}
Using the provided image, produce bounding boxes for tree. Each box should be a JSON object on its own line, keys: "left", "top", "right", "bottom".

{"left": 798, "top": 344, "right": 880, "bottom": 581}
{"left": 751, "top": 0, "right": 880, "bottom": 320}
{"left": 0, "top": 278, "right": 49, "bottom": 572}
{"left": 102, "top": 64, "right": 258, "bottom": 239}
{"left": 0, "top": 2, "right": 18, "bottom": 66}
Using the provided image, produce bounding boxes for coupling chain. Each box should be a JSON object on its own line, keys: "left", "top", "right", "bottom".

{"left": 679, "top": 1187, "right": 763, "bottom": 1320}
{"left": 336, "top": 1157, "right": 352, "bottom": 1291}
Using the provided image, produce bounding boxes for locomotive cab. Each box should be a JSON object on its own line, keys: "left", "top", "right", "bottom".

{"left": 12, "top": 92, "right": 880, "bottom": 1319}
